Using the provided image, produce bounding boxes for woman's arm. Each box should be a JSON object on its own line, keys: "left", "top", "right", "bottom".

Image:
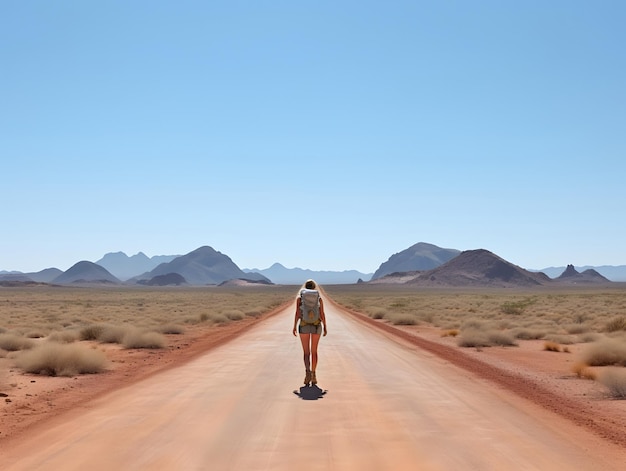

{"left": 319, "top": 298, "right": 328, "bottom": 336}
{"left": 292, "top": 298, "right": 300, "bottom": 336}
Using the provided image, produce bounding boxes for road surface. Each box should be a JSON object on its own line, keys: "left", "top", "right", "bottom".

{"left": 2, "top": 300, "right": 624, "bottom": 470}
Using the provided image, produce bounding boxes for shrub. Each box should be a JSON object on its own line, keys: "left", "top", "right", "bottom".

{"left": 25, "top": 330, "right": 47, "bottom": 339}
{"left": 387, "top": 313, "right": 418, "bottom": 326}
{"left": 545, "top": 334, "right": 575, "bottom": 345}
{"left": 597, "top": 367, "right": 626, "bottom": 398}
{"left": 157, "top": 324, "right": 185, "bottom": 335}
{"left": 580, "top": 338, "right": 626, "bottom": 367}
{"left": 458, "top": 330, "right": 491, "bottom": 348}
{"left": 500, "top": 298, "right": 535, "bottom": 315}
{"left": 605, "top": 316, "right": 626, "bottom": 333}
{"left": 122, "top": 330, "right": 166, "bottom": 349}
{"left": 79, "top": 324, "right": 107, "bottom": 341}
{"left": 486, "top": 330, "right": 517, "bottom": 347}
{"left": 564, "top": 324, "right": 589, "bottom": 335}
{"left": 461, "top": 319, "right": 486, "bottom": 330}
{"left": 0, "top": 333, "right": 35, "bottom": 351}
{"left": 98, "top": 325, "right": 131, "bottom": 344}
{"left": 368, "top": 307, "right": 388, "bottom": 320}
{"left": 511, "top": 328, "right": 546, "bottom": 340}
{"left": 15, "top": 343, "right": 106, "bottom": 376}
{"left": 48, "top": 330, "right": 80, "bottom": 344}
{"left": 225, "top": 310, "right": 245, "bottom": 321}
{"left": 578, "top": 332, "right": 603, "bottom": 343}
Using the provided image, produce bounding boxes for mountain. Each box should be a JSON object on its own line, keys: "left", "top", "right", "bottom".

{"left": 52, "top": 261, "right": 121, "bottom": 284}
{"left": 138, "top": 272, "right": 187, "bottom": 286}
{"left": 537, "top": 265, "right": 626, "bottom": 282}
{"left": 371, "top": 249, "right": 550, "bottom": 287}
{"left": 132, "top": 246, "right": 270, "bottom": 286}
{"left": 96, "top": 252, "right": 179, "bottom": 280}
{"left": 555, "top": 264, "right": 610, "bottom": 284}
{"left": 28, "top": 268, "right": 63, "bottom": 283}
{"left": 371, "top": 242, "right": 461, "bottom": 280}
{"left": 0, "top": 268, "right": 63, "bottom": 284}
{"left": 244, "top": 263, "right": 372, "bottom": 285}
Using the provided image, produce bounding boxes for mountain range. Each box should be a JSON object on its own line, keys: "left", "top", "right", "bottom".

{"left": 95, "top": 252, "right": 179, "bottom": 281}
{"left": 2, "top": 242, "right": 626, "bottom": 286}
{"left": 243, "top": 263, "right": 372, "bottom": 285}
{"left": 371, "top": 250, "right": 610, "bottom": 287}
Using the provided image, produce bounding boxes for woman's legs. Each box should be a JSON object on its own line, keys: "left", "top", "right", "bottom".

{"left": 300, "top": 331, "right": 322, "bottom": 385}
{"left": 299, "top": 333, "right": 311, "bottom": 371}
{"left": 310, "top": 334, "right": 321, "bottom": 372}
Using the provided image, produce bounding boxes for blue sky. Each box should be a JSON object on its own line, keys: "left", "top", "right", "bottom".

{"left": 2, "top": 1, "right": 625, "bottom": 274}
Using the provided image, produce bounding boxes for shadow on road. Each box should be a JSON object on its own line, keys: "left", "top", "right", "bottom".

{"left": 293, "top": 385, "right": 327, "bottom": 400}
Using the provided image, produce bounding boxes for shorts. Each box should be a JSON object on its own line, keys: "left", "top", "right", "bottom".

{"left": 299, "top": 324, "right": 322, "bottom": 335}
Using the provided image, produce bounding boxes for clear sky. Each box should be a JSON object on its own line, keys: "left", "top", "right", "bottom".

{"left": 2, "top": 1, "right": 625, "bottom": 274}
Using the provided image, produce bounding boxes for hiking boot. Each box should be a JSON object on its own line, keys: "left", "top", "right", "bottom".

{"left": 311, "top": 371, "right": 317, "bottom": 385}
{"left": 304, "top": 370, "right": 311, "bottom": 386}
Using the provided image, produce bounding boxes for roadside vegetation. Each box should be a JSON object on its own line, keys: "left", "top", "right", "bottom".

{"left": 0, "top": 286, "right": 294, "bottom": 378}
{"left": 325, "top": 284, "right": 626, "bottom": 398}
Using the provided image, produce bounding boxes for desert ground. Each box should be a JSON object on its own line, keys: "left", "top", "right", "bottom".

{"left": 1, "top": 284, "right": 626, "bottom": 469}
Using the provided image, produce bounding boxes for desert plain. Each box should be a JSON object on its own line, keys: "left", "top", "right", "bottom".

{"left": 1, "top": 283, "right": 626, "bottom": 469}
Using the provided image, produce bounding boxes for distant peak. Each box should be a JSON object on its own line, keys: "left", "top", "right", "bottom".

{"left": 559, "top": 264, "right": 580, "bottom": 278}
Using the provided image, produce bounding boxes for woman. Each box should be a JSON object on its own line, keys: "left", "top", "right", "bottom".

{"left": 292, "top": 279, "right": 327, "bottom": 386}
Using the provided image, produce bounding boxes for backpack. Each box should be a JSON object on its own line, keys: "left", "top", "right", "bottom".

{"left": 299, "top": 289, "right": 321, "bottom": 325}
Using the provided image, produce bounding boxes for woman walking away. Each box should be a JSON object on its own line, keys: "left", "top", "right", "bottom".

{"left": 292, "top": 279, "right": 327, "bottom": 386}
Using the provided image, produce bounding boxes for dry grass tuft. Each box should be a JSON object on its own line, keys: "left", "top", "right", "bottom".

{"left": 0, "top": 333, "right": 35, "bottom": 351}
{"left": 487, "top": 330, "right": 518, "bottom": 347}
{"left": 157, "top": 324, "right": 185, "bottom": 335}
{"left": 225, "top": 310, "right": 245, "bottom": 321}
{"left": 579, "top": 338, "right": 626, "bottom": 367}
{"left": 457, "top": 329, "right": 517, "bottom": 348}
{"left": 605, "top": 316, "right": 626, "bottom": 333}
{"left": 48, "top": 330, "right": 80, "bottom": 343}
{"left": 15, "top": 343, "right": 106, "bottom": 376}
{"left": 457, "top": 330, "right": 491, "bottom": 348}
{"left": 572, "top": 362, "right": 597, "bottom": 380}
{"left": 543, "top": 341, "right": 561, "bottom": 352}
{"left": 386, "top": 313, "right": 418, "bottom": 325}
{"left": 98, "top": 325, "right": 132, "bottom": 344}
{"left": 368, "top": 307, "right": 388, "bottom": 320}
{"left": 441, "top": 329, "right": 459, "bottom": 337}
{"left": 511, "top": 328, "right": 546, "bottom": 340}
{"left": 597, "top": 367, "right": 626, "bottom": 398}
{"left": 122, "top": 330, "right": 166, "bottom": 349}
{"left": 79, "top": 324, "right": 107, "bottom": 341}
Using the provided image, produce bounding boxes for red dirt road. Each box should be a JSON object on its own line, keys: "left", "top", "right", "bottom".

{"left": 2, "top": 302, "right": 625, "bottom": 470}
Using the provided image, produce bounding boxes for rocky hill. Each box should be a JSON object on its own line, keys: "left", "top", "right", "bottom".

{"left": 373, "top": 249, "right": 551, "bottom": 287}
{"left": 538, "top": 265, "right": 626, "bottom": 281}
{"left": 371, "top": 242, "right": 460, "bottom": 280}
{"left": 52, "top": 261, "right": 121, "bottom": 285}
{"left": 132, "top": 246, "right": 270, "bottom": 286}
{"left": 555, "top": 265, "right": 610, "bottom": 284}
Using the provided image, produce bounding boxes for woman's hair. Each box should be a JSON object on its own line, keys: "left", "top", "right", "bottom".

{"left": 296, "top": 279, "right": 317, "bottom": 300}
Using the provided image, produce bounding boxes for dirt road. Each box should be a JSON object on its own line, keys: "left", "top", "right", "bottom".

{"left": 2, "top": 301, "right": 625, "bottom": 470}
